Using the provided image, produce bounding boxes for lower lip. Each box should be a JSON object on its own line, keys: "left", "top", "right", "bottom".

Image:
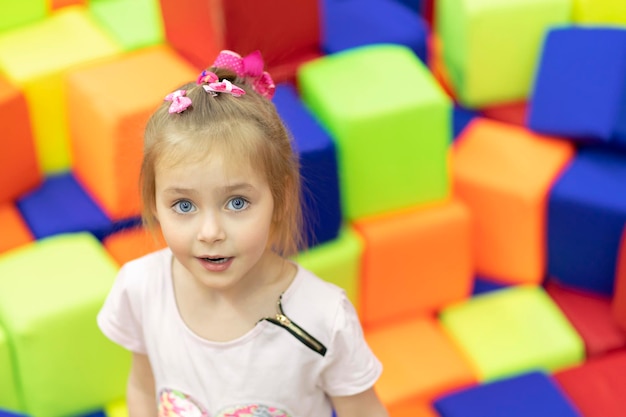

{"left": 198, "top": 257, "right": 233, "bottom": 272}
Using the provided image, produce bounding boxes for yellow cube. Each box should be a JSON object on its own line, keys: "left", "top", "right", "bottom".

{"left": 573, "top": 0, "right": 626, "bottom": 24}
{"left": 0, "top": 6, "right": 122, "bottom": 173}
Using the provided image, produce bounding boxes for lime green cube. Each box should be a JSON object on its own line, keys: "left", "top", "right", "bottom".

{"left": 436, "top": 0, "right": 571, "bottom": 108}
{"left": 298, "top": 45, "right": 451, "bottom": 221}
{"left": 439, "top": 285, "right": 584, "bottom": 382}
{"left": 0, "top": 325, "right": 21, "bottom": 411}
{"left": 0, "top": 233, "right": 130, "bottom": 417}
{"left": 89, "top": 0, "right": 165, "bottom": 51}
{"left": 296, "top": 226, "right": 364, "bottom": 310}
{"left": 0, "top": 0, "right": 46, "bottom": 33}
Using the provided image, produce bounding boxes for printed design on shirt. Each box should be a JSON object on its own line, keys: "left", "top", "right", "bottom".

{"left": 158, "top": 388, "right": 292, "bottom": 417}
{"left": 215, "top": 404, "right": 291, "bottom": 417}
{"left": 158, "top": 389, "right": 208, "bottom": 417}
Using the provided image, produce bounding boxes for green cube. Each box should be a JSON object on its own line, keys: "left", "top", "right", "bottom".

{"left": 298, "top": 45, "right": 451, "bottom": 220}
{"left": 0, "top": 325, "right": 21, "bottom": 411}
{"left": 436, "top": 0, "right": 571, "bottom": 107}
{"left": 439, "top": 285, "right": 584, "bottom": 382}
{"left": 89, "top": 0, "right": 165, "bottom": 51}
{"left": 0, "top": 233, "right": 130, "bottom": 417}
{"left": 296, "top": 226, "right": 364, "bottom": 310}
{"left": 0, "top": 0, "right": 46, "bottom": 33}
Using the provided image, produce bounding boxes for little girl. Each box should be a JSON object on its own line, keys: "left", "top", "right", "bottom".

{"left": 97, "top": 50, "right": 389, "bottom": 417}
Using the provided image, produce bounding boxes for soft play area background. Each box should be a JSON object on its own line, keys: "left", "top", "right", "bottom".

{"left": 1, "top": 0, "right": 626, "bottom": 416}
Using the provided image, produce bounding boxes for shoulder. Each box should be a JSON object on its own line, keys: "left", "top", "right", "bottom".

{"left": 289, "top": 264, "right": 347, "bottom": 310}
{"left": 115, "top": 248, "right": 171, "bottom": 292}
{"left": 284, "top": 264, "right": 356, "bottom": 341}
{"left": 121, "top": 248, "right": 170, "bottom": 274}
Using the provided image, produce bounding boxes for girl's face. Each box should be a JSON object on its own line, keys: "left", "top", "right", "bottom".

{"left": 153, "top": 149, "right": 276, "bottom": 294}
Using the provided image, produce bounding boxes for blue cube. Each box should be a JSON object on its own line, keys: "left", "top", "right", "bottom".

{"left": 528, "top": 27, "right": 626, "bottom": 149}
{"left": 273, "top": 83, "right": 342, "bottom": 247}
{"left": 434, "top": 371, "right": 582, "bottom": 417}
{"left": 547, "top": 147, "right": 626, "bottom": 295}
{"left": 322, "top": 0, "right": 429, "bottom": 63}
{"left": 16, "top": 172, "right": 113, "bottom": 240}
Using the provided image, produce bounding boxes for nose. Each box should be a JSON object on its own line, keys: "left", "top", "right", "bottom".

{"left": 197, "top": 211, "right": 226, "bottom": 243}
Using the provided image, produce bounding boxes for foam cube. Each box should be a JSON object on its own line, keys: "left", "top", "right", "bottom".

{"left": 453, "top": 118, "right": 575, "bottom": 284}
{"left": 295, "top": 226, "right": 363, "bottom": 310}
{"left": 0, "top": 325, "right": 21, "bottom": 411}
{"left": 545, "top": 280, "right": 626, "bottom": 357}
{"left": 354, "top": 199, "right": 472, "bottom": 327}
{"left": 613, "top": 225, "right": 626, "bottom": 331}
{"left": 365, "top": 316, "right": 476, "bottom": 408}
{"left": 272, "top": 83, "right": 342, "bottom": 246}
{"left": 572, "top": 0, "right": 626, "bottom": 24}
{"left": 16, "top": 172, "right": 114, "bottom": 240}
{"left": 554, "top": 350, "right": 626, "bottom": 417}
{"left": 439, "top": 285, "right": 585, "bottom": 382}
{"left": 386, "top": 399, "right": 438, "bottom": 417}
{"left": 434, "top": 371, "right": 582, "bottom": 417}
{"left": 50, "top": 0, "right": 85, "bottom": 10}
{"left": 67, "top": 45, "right": 198, "bottom": 220}
{"left": 452, "top": 105, "right": 478, "bottom": 141}
{"left": 322, "top": 0, "right": 429, "bottom": 63}
{"left": 0, "top": 203, "right": 34, "bottom": 255}
{"left": 435, "top": 0, "right": 571, "bottom": 108}
{"left": 299, "top": 45, "right": 451, "bottom": 220}
{"left": 0, "top": 233, "right": 129, "bottom": 417}
{"left": 547, "top": 147, "right": 626, "bottom": 295}
{"left": 528, "top": 27, "right": 626, "bottom": 149}
{"left": 105, "top": 399, "right": 128, "bottom": 417}
{"left": 88, "top": 0, "right": 164, "bottom": 51}
{"left": 158, "top": 0, "right": 321, "bottom": 82}
{"left": 0, "top": 6, "right": 122, "bottom": 173}
{"left": 0, "top": 1, "right": 46, "bottom": 32}
{"left": 479, "top": 101, "right": 528, "bottom": 127}
{"left": 471, "top": 276, "right": 509, "bottom": 296}
{"left": 103, "top": 226, "right": 167, "bottom": 267}
{"left": 0, "top": 410, "right": 29, "bottom": 417}
{"left": 0, "top": 75, "right": 41, "bottom": 203}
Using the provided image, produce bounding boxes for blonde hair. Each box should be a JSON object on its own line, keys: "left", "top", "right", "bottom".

{"left": 140, "top": 68, "right": 304, "bottom": 257}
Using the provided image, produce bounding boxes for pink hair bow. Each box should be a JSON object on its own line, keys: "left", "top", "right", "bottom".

{"left": 212, "top": 50, "right": 276, "bottom": 100}
{"left": 196, "top": 70, "right": 218, "bottom": 85}
{"left": 164, "top": 90, "right": 192, "bottom": 114}
{"left": 203, "top": 80, "right": 246, "bottom": 97}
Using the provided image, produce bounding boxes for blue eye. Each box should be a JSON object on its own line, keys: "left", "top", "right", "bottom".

{"left": 173, "top": 200, "right": 195, "bottom": 214}
{"left": 227, "top": 197, "right": 248, "bottom": 211}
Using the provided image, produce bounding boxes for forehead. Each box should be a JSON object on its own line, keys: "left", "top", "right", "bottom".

{"left": 155, "top": 145, "right": 267, "bottom": 189}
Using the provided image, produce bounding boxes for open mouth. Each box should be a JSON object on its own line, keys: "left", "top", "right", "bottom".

{"left": 202, "top": 257, "right": 230, "bottom": 264}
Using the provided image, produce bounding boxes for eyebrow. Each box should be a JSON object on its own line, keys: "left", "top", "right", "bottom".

{"left": 162, "top": 183, "right": 255, "bottom": 195}
{"left": 221, "top": 183, "right": 255, "bottom": 193}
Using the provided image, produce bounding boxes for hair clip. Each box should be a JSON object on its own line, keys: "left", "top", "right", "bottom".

{"left": 196, "top": 70, "right": 218, "bottom": 85}
{"left": 164, "top": 90, "right": 192, "bottom": 114}
{"left": 203, "top": 80, "right": 246, "bottom": 97}
{"left": 211, "top": 50, "right": 275, "bottom": 100}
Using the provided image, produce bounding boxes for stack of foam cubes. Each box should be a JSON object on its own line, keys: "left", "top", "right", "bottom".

{"left": 1, "top": 0, "right": 626, "bottom": 416}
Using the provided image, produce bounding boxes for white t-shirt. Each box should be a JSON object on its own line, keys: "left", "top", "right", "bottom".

{"left": 97, "top": 248, "right": 382, "bottom": 417}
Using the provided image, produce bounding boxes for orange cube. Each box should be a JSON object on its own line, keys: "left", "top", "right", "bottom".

{"left": 387, "top": 399, "right": 439, "bottom": 417}
{"left": 365, "top": 316, "right": 477, "bottom": 408}
{"left": 453, "top": 118, "right": 575, "bottom": 284}
{"left": 67, "top": 45, "right": 198, "bottom": 220}
{"left": 103, "top": 226, "right": 166, "bottom": 266}
{"left": 0, "top": 203, "right": 34, "bottom": 254}
{"left": 354, "top": 199, "right": 473, "bottom": 327}
{"left": 0, "top": 76, "right": 41, "bottom": 203}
